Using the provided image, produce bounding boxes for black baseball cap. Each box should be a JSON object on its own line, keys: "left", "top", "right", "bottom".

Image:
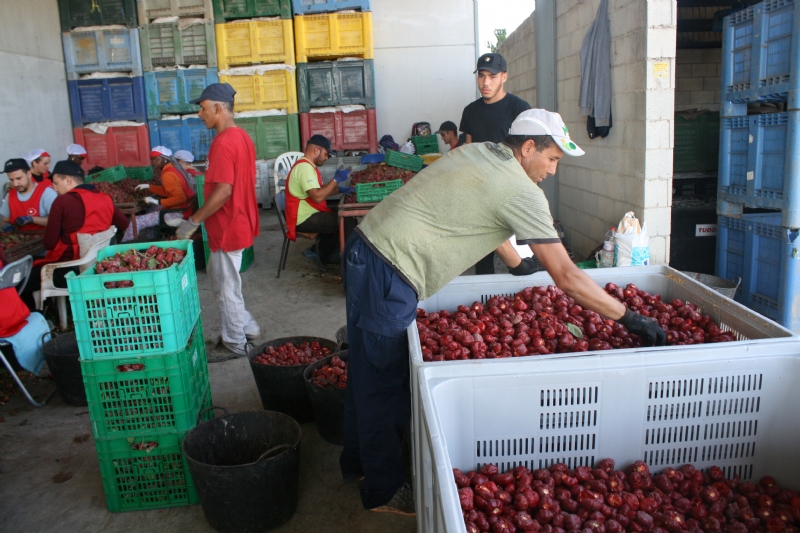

{"left": 435, "top": 121, "right": 458, "bottom": 134}
{"left": 474, "top": 53, "right": 507, "bottom": 74}
{"left": 51, "top": 160, "right": 85, "bottom": 179}
{"left": 307, "top": 134, "right": 332, "bottom": 156}
{"left": 189, "top": 82, "right": 237, "bottom": 105}
{"left": 2, "top": 158, "right": 30, "bottom": 173}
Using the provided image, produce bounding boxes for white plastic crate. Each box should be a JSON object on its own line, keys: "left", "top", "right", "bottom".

{"left": 415, "top": 341, "right": 800, "bottom": 533}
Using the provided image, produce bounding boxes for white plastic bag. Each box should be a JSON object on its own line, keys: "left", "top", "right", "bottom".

{"left": 399, "top": 141, "right": 416, "bottom": 155}
{"left": 613, "top": 212, "right": 650, "bottom": 266}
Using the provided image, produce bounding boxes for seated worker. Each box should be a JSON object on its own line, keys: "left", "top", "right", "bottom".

{"left": 24, "top": 149, "right": 52, "bottom": 187}
{"left": 20, "top": 160, "right": 129, "bottom": 310}
{"left": 0, "top": 158, "right": 57, "bottom": 232}
{"left": 286, "top": 135, "right": 355, "bottom": 264}
{"left": 434, "top": 121, "right": 464, "bottom": 151}
{"left": 174, "top": 150, "right": 201, "bottom": 176}
{"left": 122, "top": 146, "right": 196, "bottom": 241}
{"left": 0, "top": 249, "right": 50, "bottom": 375}
{"left": 66, "top": 144, "right": 87, "bottom": 166}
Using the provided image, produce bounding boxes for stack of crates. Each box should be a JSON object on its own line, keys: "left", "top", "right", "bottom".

{"left": 59, "top": 0, "right": 150, "bottom": 171}
{"left": 138, "top": 0, "right": 218, "bottom": 161}
{"left": 294, "top": 0, "right": 376, "bottom": 154}
{"left": 716, "top": 0, "right": 800, "bottom": 332}
{"left": 64, "top": 239, "right": 212, "bottom": 512}
{"left": 196, "top": 174, "right": 255, "bottom": 271}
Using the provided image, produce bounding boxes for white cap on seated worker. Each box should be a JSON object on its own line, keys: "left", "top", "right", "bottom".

{"left": 150, "top": 146, "right": 172, "bottom": 158}
{"left": 174, "top": 150, "right": 195, "bottom": 163}
{"left": 24, "top": 149, "right": 51, "bottom": 184}
{"left": 24, "top": 149, "right": 49, "bottom": 166}
{"left": 67, "top": 144, "right": 87, "bottom": 165}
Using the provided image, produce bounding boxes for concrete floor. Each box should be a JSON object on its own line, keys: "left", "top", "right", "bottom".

{"left": 0, "top": 212, "right": 416, "bottom": 532}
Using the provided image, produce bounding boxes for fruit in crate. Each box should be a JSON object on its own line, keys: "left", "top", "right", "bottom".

{"left": 95, "top": 245, "right": 186, "bottom": 288}
{"left": 343, "top": 163, "right": 417, "bottom": 203}
{"left": 0, "top": 232, "right": 41, "bottom": 252}
{"left": 93, "top": 178, "right": 155, "bottom": 204}
{"left": 416, "top": 284, "right": 734, "bottom": 362}
{"left": 310, "top": 355, "right": 347, "bottom": 388}
{"left": 252, "top": 341, "right": 333, "bottom": 367}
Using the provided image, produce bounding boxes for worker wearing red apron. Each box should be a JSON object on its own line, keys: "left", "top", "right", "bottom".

{"left": 1, "top": 158, "right": 56, "bottom": 232}
{"left": 285, "top": 135, "right": 355, "bottom": 264}
{"left": 25, "top": 149, "right": 52, "bottom": 188}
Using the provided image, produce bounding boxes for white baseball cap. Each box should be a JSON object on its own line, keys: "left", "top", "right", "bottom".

{"left": 24, "top": 148, "right": 49, "bottom": 164}
{"left": 508, "top": 109, "right": 585, "bottom": 156}
{"left": 150, "top": 146, "right": 172, "bottom": 157}
{"left": 174, "top": 150, "right": 195, "bottom": 163}
{"left": 67, "top": 143, "right": 87, "bottom": 156}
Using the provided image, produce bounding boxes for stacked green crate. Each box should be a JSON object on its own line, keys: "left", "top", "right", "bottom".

{"left": 196, "top": 175, "right": 255, "bottom": 271}
{"left": 66, "top": 239, "right": 211, "bottom": 512}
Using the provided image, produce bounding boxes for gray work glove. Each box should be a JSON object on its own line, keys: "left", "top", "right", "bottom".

{"left": 509, "top": 257, "right": 538, "bottom": 276}
{"left": 175, "top": 217, "right": 200, "bottom": 240}
{"left": 618, "top": 308, "right": 667, "bottom": 347}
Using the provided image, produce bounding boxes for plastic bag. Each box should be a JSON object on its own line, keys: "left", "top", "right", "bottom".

{"left": 399, "top": 141, "right": 416, "bottom": 154}
{"left": 613, "top": 212, "right": 650, "bottom": 267}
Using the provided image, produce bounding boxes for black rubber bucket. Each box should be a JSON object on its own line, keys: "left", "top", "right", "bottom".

{"left": 303, "top": 351, "right": 348, "bottom": 445}
{"left": 247, "top": 336, "right": 338, "bottom": 424}
{"left": 42, "top": 333, "right": 87, "bottom": 406}
{"left": 183, "top": 408, "right": 302, "bottom": 533}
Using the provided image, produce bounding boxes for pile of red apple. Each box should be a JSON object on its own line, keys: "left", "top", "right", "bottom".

{"left": 310, "top": 355, "right": 347, "bottom": 389}
{"left": 416, "top": 283, "right": 734, "bottom": 362}
{"left": 94, "top": 178, "right": 155, "bottom": 205}
{"left": 252, "top": 341, "right": 333, "bottom": 367}
{"left": 455, "top": 459, "right": 799, "bottom": 533}
{"left": 96, "top": 245, "right": 186, "bottom": 288}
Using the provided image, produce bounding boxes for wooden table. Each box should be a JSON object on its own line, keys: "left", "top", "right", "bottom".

{"left": 338, "top": 197, "right": 377, "bottom": 253}
{"left": 116, "top": 202, "right": 141, "bottom": 240}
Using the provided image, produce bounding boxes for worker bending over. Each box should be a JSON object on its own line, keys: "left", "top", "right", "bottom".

{"left": 285, "top": 134, "right": 355, "bottom": 265}
{"left": 177, "top": 83, "right": 261, "bottom": 357}
{"left": 1, "top": 158, "right": 57, "bottom": 232}
{"left": 340, "top": 109, "right": 666, "bottom": 515}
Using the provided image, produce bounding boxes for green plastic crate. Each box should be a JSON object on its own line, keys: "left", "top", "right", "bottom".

{"left": 356, "top": 179, "right": 403, "bottom": 203}
{"left": 197, "top": 175, "right": 255, "bottom": 272}
{"left": 575, "top": 260, "right": 597, "bottom": 269}
{"left": 82, "top": 318, "right": 209, "bottom": 439}
{"left": 674, "top": 112, "right": 720, "bottom": 172}
{"left": 236, "top": 113, "right": 301, "bottom": 160}
{"left": 66, "top": 240, "right": 201, "bottom": 360}
{"left": 124, "top": 166, "right": 154, "bottom": 181}
{"left": 58, "top": 0, "right": 137, "bottom": 32}
{"left": 411, "top": 135, "right": 439, "bottom": 156}
{"left": 385, "top": 150, "right": 424, "bottom": 172}
{"left": 86, "top": 165, "right": 127, "bottom": 183}
{"left": 140, "top": 20, "right": 217, "bottom": 71}
{"left": 212, "top": 0, "right": 291, "bottom": 21}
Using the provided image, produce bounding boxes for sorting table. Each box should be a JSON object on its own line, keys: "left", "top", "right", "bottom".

{"left": 337, "top": 196, "right": 377, "bottom": 253}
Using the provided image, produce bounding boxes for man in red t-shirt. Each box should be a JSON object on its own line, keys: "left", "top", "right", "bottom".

{"left": 177, "top": 83, "right": 261, "bottom": 357}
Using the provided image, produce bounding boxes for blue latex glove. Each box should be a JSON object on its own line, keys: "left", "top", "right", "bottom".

{"left": 14, "top": 216, "right": 33, "bottom": 227}
{"left": 333, "top": 169, "right": 351, "bottom": 183}
{"left": 338, "top": 185, "right": 356, "bottom": 195}
{"left": 2, "top": 223, "right": 14, "bottom": 232}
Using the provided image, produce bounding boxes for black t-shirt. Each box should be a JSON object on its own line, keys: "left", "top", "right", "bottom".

{"left": 459, "top": 93, "right": 532, "bottom": 143}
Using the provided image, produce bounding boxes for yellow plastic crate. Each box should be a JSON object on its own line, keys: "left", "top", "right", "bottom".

{"left": 219, "top": 67, "right": 298, "bottom": 113}
{"left": 421, "top": 153, "right": 442, "bottom": 165}
{"left": 294, "top": 12, "right": 374, "bottom": 63}
{"left": 216, "top": 18, "right": 295, "bottom": 70}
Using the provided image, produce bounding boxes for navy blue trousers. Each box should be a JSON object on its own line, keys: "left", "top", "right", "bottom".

{"left": 340, "top": 232, "right": 418, "bottom": 509}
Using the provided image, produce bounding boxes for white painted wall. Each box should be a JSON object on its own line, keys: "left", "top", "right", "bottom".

{"left": 0, "top": 0, "right": 72, "bottom": 190}
{"left": 372, "top": 0, "right": 478, "bottom": 151}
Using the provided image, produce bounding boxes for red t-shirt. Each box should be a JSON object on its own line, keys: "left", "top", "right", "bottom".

{"left": 204, "top": 127, "right": 259, "bottom": 252}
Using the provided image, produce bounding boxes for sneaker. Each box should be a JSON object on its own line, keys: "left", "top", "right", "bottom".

{"left": 221, "top": 340, "right": 254, "bottom": 357}
{"left": 244, "top": 322, "right": 261, "bottom": 340}
{"left": 370, "top": 482, "right": 415, "bottom": 516}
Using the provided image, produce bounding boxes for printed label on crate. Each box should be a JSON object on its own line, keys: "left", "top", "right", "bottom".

{"left": 182, "top": 273, "right": 189, "bottom": 291}
{"left": 695, "top": 224, "right": 718, "bottom": 237}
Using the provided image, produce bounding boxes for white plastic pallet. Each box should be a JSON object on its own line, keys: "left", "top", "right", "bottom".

{"left": 415, "top": 341, "right": 800, "bottom": 533}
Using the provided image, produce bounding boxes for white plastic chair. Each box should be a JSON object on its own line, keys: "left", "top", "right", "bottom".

{"left": 36, "top": 226, "right": 117, "bottom": 330}
{"left": 273, "top": 151, "right": 304, "bottom": 196}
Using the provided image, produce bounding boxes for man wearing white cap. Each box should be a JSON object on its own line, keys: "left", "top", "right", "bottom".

{"left": 338, "top": 109, "right": 666, "bottom": 516}
{"left": 24, "top": 149, "right": 52, "bottom": 188}
{"left": 66, "top": 144, "right": 87, "bottom": 166}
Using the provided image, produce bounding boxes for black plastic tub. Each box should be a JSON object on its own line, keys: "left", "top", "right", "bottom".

{"left": 42, "top": 333, "right": 87, "bottom": 406}
{"left": 303, "top": 350, "right": 348, "bottom": 445}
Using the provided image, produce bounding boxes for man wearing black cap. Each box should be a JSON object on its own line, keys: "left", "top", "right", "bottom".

{"left": 434, "top": 121, "right": 463, "bottom": 151}
{"left": 1, "top": 158, "right": 57, "bottom": 232}
{"left": 176, "top": 82, "right": 262, "bottom": 357}
{"left": 19, "top": 160, "right": 129, "bottom": 309}
{"left": 461, "top": 52, "right": 532, "bottom": 274}
{"left": 285, "top": 135, "right": 355, "bottom": 265}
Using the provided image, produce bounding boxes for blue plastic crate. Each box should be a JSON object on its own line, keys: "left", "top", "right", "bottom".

{"left": 144, "top": 68, "right": 219, "bottom": 120}
{"left": 68, "top": 76, "right": 146, "bottom": 128}
{"left": 717, "top": 213, "right": 800, "bottom": 332}
{"left": 718, "top": 111, "right": 800, "bottom": 226}
{"left": 148, "top": 117, "right": 216, "bottom": 161}
{"left": 62, "top": 28, "right": 143, "bottom": 80}
{"left": 721, "top": 0, "right": 800, "bottom": 113}
{"left": 291, "top": 0, "right": 370, "bottom": 15}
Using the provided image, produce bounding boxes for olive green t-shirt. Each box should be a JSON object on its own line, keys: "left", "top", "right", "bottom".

{"left": 358, "top": 142, "right": 560, "bottom": 300}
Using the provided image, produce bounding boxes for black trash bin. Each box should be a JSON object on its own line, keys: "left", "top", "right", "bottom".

{"left": 42, "top": 332, "right": 87, "bottom": 406}
{"left": 304, "top": 351, "right": 348, "bottom": 445}
{"left": 183, "top": 408, "right": 302, "bottom": 533}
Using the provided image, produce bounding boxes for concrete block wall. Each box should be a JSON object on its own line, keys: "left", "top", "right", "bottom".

{"left": 496, "top": 10, "right": 537, "bottom": 107}
{"left": 675, "top": 48, "right": 721, "bottom": 112}
{"left": 499, "top": 0, "right": 677, "bottom": 264}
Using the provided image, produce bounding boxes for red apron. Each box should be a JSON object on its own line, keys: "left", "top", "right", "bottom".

{"left": 32, "top": 172, "right": 53, "bottom": 189}
{"left": 0, "top": 285, "right": 30, "bottom": 338}
{"left": 8, "top": 182, "right": 48, "bottom": 231}
{"left": 162, "top": 163, "right": 196, "bottom": 218}
{"left": 34, "top": 187, "right": 115, "bottom": 267}
{"left": 285, "top": 159, "right": 332, "bottom": 242}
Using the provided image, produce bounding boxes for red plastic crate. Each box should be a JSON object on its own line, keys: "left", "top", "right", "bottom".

{"left": 300, "top": 108, "right": 377, "bottom": 153}
{"left": 73, "top": 124, "right": 150, "bottom": 171}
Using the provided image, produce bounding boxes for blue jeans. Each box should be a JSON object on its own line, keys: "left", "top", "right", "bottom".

{"left": 340, "top": 232, "right": 418, "bottom": 509}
